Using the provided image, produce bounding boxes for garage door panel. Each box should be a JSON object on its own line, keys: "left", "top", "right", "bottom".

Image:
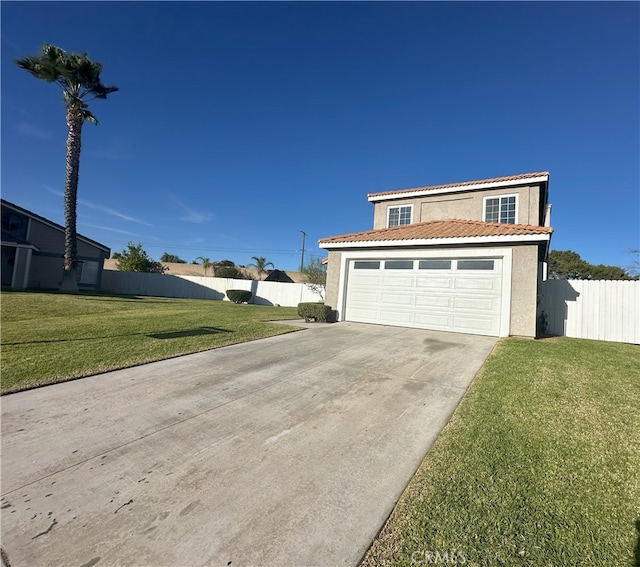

{"left": 415, "top": 295, "right": 452, "bottom": 308}
{"left": 380, "top": 293, "right": 413, "bottom": 306}
{"left": 382, "top": 275, "right": 414, "bottom": 287}
{"left": 348, "top": 307, "right": 381, "bottom": 320}
{"left": 454, "top": 297, "right": 496, "bottom": 311}
{"left": 348, "top": 292, "right": 380, "bottom": 304}
{"left": 455, "top": 278, "right": 500, "bottom": 291}
{"left": 345, "top": 257, "right": 503, "bottom": 337}
{"left": 414, "top": 313, "right": 452, "bottom": 327}
{"left": 417, "top": 277, "right": 452, "bottom": 289}
{"left": 350, "top": 274, "right": 382, "bottom": 286}
{"left": 380, "top": 310, "right": 413, "bottom": 323}
{"left": 453, "top": 316, "right": 495, "bottom": 332}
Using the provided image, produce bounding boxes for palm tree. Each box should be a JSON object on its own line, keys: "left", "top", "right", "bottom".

{"left": 249, "top": 256, "right": 274, "bottom": 279}
{"left": 195, "top": 257, "right": 212, "bottom": 276}
{"left": 16, "top": 44, "right": 118, "bottom": 291}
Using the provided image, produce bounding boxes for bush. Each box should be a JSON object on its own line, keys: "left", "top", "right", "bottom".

{"left": 216, "top": 266, "right": 247, "bottom": 279}
{"left": 227, "top": 289, "right": 252, "bottom": 304}
{"left": 297, "top": 302, "right": 333, "bottom": 322}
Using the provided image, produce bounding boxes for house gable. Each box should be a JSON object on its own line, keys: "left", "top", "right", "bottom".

{"left": 1, "top": 199, "right": 111, "bottom": 254}
{"left": 369, "top": 172, "right": 550, "bottom": 230}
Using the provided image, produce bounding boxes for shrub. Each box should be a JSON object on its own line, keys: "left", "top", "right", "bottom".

{"left": 227, "top": 289, "right": 252, "bottom": 304}
{"left": 297, "top": 302, "right": 333, "bottom": 322}
{"left": 216, "top": 266, "right": 247, "bottom": 279}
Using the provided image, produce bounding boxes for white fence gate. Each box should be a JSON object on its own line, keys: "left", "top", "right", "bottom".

{"left": 539, "top": 279, "right": 640, "bottom": 344}
{"left": 100, "top": 271, "right": 323, "bottom": 307}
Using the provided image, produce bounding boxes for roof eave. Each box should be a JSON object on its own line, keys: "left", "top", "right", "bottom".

{"left": 1, "top": 199, "right": 111, "bottom": 254}
{"left": 319, "top": 233, "right": 552, "bottom": 249}
{"left": 0, "top": 240, "right": 39, "bottom": 251}
{"left": 367, "top": 174, "right": 550, "bottom": 202}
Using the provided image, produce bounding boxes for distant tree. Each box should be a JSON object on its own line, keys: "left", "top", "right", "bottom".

{"left": 249, "top": 256, "right": 274, "bottom": 279}
{"left": 209, "top": 259, "right": 244, "bottom": 279}
{"left": 16, "top": 43, "right": 118, "bottom": 291}
{"left": 113, "top": 243, "right": 164, "bottom": 273}
{"left": 548, "top": 250, "right": 590, "bottom": 279}
{"left": 628, "top": 249, "right": 640, "bottom": 277}
{"left": 160, "top": 252, "right": 186, "bottom": 263}
{"left": 588, "top": 264, "right": 634, "bottom": 280}
{"left": 195, "top": 257, "right": 213, "bottom": 276}
{"left": 549, "top": 250, "right": 636, "bottom": 280}
{"left": 216, "top": 265, "right": 247, "bottom": 279}
{"left": 301, "top": 257, "right": 327, "bottom": 299}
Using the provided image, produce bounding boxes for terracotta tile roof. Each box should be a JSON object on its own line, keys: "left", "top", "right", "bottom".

{"left": 368, "top": 172, "right": 549, "bottom": 199}
{"left": 320, "top": 219, "right": 553, "bottom": 245}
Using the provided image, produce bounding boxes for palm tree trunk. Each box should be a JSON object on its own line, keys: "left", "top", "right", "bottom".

{"left": 59, "top": 104, "right": 83, "bottom": 291}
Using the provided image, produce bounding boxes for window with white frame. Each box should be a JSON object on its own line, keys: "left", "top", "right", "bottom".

{"left": 387, "top": 205, "right": 412, "bottom": 227}
{"left": 484, "top": 195, "right": 517, "bottom": 224}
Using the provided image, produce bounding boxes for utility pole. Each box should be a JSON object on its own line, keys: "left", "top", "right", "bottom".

{"left": 299, "top": 230, "right": 307, "bottom": 271}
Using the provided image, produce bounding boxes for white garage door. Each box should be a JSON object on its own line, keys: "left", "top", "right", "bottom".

{"left": 345, "top": 257, "right": 503, "bottom": 336}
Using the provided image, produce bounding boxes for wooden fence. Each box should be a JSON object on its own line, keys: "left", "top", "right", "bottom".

{"left": 539, "top": 279, "right": 640, "bottom": 344}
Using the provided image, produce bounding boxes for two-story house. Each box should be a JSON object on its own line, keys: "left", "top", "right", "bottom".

{"left": 1, "top": 199, "right": 110, "bottom": 291}
{"left": 319, "top": 172, "right": 553, "bottom": 338}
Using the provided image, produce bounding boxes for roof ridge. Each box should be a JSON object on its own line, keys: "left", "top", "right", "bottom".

{"left": 368, "top": 171, "right": 549, "bottom": 198}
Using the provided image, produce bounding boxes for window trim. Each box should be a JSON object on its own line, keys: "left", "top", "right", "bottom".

{"left": 384, "top": 260, "right": 414, "bottom": 270}
{"left": 386, "top": 204, "right": 413, "bottom": 228}
{"left": 456, "top": 259, "right": 496, "bottom": 271}
{"left": 483, "top": 194, "right": 518, "bottom": 224}
{"left": 418, "top": 259, "right": 452, "bottom": 270}
{"left": 353, "top": 260, "right": 381, "bottom": 270}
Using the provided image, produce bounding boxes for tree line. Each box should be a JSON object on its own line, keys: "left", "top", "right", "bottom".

{"left": 549, "top": 250, "right": 638, "bottom": 280}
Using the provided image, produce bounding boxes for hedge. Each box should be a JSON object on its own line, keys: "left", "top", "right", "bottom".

{"left": 297, "top": 302, "right": 333, "bottom": 322}
{"left": 227, "top": 289, "right": 253, "bottom": 304}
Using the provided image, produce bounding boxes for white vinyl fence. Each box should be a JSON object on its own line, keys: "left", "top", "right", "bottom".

{"left": 100, "top": 271, "right": 323, "bottom": 307}
{"left": 539, "top": 279, "right": 640, "bottom": 344}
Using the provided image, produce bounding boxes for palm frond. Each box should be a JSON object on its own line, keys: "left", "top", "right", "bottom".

{"left": 15, "top": 43, "right": 118, "bottom": 118}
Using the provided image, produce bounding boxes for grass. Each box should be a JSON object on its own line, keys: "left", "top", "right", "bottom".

{"left": 361, "top": 337, "right": 640, "bottom": 567}
{"left": 0, "top": 291, "right": 300, "bottom": 394}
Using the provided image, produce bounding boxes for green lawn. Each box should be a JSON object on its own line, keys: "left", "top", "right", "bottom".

{"left": 0, "top": 291, "right": 300, "bottom": 394}
{"left": 361, "top": 337, "right": 640, "bottom": 567}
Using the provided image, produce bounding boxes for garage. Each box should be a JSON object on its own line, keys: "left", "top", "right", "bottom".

{"left": 344, "top": 256, "right": 504, "bottom": 336}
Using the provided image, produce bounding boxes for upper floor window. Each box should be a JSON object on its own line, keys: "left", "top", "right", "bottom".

{"left": 1, "top": 210, "right": 28, "bottom": 240}
{"left": 484, "top": 195, "right": 517, "bottom": 224}
{"left": 387, "top": 205, "right": 412, "bottom": 227}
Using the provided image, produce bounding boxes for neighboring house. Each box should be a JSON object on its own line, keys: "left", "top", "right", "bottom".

{"left": 1, "top": 199, "right": 110, "bottom": 290}
{"left": 319, "top": 172, "right": 553, "bottom": 338}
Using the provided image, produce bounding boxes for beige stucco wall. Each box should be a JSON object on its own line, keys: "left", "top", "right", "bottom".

{"left": 372, "top": 184, "right": 542, "bottom": 229}
{"left": 508, "top": 244, "right": 540, "bottom": 337}
{"left": 324, "top": 250, "right": 343, "bottom": 313}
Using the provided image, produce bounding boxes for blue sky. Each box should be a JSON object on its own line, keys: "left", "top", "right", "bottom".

{"left": 2, "top": 1, "right": 638, "bottom": 272}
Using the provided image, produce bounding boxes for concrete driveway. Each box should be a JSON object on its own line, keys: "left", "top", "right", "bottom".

{"left": 1, "top": 322, "right": 497, "bottom": 567}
